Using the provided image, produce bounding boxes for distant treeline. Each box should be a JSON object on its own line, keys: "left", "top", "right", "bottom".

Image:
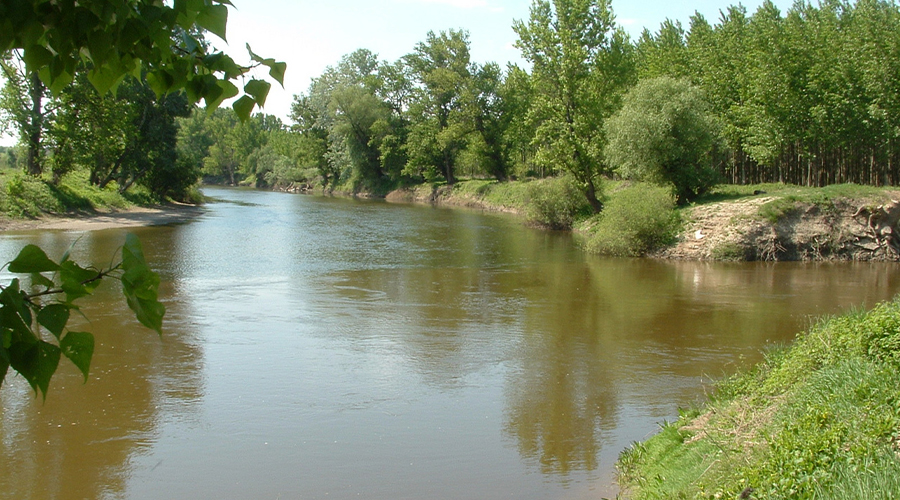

{"left": 5, "top": 0, "right": 898, "bottom": 205}
{"left": 638, "top": 0, "right": 900, "bottom": 186}
{"left": 189, "top": 0, "right": 900, "bottom": 204}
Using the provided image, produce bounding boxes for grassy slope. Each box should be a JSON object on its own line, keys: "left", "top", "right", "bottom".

{"left": 0, "top": 168, "right": 167, "bottom": 219}
{"left": 617, "top": 298, "right": 900, "bottom": 499}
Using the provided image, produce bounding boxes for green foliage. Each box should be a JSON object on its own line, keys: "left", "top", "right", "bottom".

{"left": 581, "top": 184, "right": 681, "bottom": 257}
{"left": 523, "top": 175, "right": 592, "bottom": 229}
{"left": 513, "top": 0, "right": 635, "bottom": 212}
{"left": 604, "top": 76, "right": 722, "bottom": 204}
{"left": 0, "top": 168, "right": 163, "bottom": 219}
{"left": 618, "top": 298, "right": 900, "bottom": 499}
{"left": 757, "top": 196, "right": 800, "bottom": 223}
{"left": 0, "top": 0, "right": 285, "bottom": 121}
{"left": 0, "top": 236, "right": 164, "bottom": 399}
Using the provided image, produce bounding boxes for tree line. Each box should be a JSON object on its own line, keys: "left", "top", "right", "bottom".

{"left": 199, "top": 0, "right": 899, "bottom": 209}
{"left": 4, "top": 0, "right": 900, "bottom": 208}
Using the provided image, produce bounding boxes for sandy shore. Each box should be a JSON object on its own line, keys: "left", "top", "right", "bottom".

{"left": 0, "top": 204, "right": 204, "bottom": 232}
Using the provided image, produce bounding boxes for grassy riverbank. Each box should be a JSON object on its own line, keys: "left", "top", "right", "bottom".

{"left": 0, "top": 168, "right": 202, "bottom": 222}
{"left": 384, "top": 178, "right": 900, "bottom": 261}
{"left": 617, "top": 298, "right": 900, "bottom": 499}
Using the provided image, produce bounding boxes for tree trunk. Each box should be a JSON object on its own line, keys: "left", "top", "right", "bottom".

{"left": 25, "top": 71, "right": 43, "bottom": 176}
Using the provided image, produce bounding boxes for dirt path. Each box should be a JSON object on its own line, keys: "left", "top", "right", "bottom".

{"left": 0, "top": 204, "right": 204, "bottom": 232}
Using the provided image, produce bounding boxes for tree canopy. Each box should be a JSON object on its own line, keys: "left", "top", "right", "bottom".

{"left": 0, "top": 0, "right": 285, "bottom": 120}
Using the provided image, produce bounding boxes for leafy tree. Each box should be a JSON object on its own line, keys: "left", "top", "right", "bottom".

{"left": 0, "top": 52, "right": 49, "bottom": 176}
{"left": 52, "top": 73, "right": 192, "bottom": 194}
{"left": 604, "top": 76, "right": 722, "bottom": 203}
{"left": 290, "top": 94, "right": 336, "bottom": 189}
{"left": 513, "top": 0, "right": 636, "bottom": 212}
{"left": 499, "top": 65, "right": 538, "bottom": 178}
{"left": 404, "top": 29, "right": 475, "bottom": 184}
{"left": 0, "top": 0, "right": 284, "bottom": 120}
{"left": 0, "top": 234, "right": 164, "bottom": 399}
{"left": 469, "top": 62, "right": 512, "bottom": 181}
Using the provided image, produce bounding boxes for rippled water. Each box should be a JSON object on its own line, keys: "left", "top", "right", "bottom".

{"left": 2, "top": 187, "right": 899, "bottom": 499}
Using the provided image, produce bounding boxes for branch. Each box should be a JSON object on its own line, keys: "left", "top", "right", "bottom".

{"left": 23, "top": 265, "right": 121, "bottom": 302}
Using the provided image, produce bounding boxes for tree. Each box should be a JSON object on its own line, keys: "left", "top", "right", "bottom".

{"left": 404, "top": 29, "right": 475, "bottom": 184}
{"left": 0, "top": 0, "right": 284, "bottom": 121}
{"left": 513, "top": 0, "right": 635, "bottom": 212}
{"left": 0, "top": 52, "right": 49, "bottom": 176}
{"left": 0, "top": 234, "right": 165, "bottom": 399}
{"left": 604, "top": 76, "right": 722, "bottom": 203}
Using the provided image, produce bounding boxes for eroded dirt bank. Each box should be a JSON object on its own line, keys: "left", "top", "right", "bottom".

{"left": 655, "top": 193, "right": 900, "bottom": 261}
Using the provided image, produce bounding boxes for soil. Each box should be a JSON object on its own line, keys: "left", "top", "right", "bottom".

{"left": 388, "top": 185, "right": 900, "bottom": 262}
{"left": 0, "top": 203, "right": 203, "bottom": 232}
{"left": 654, "top": 193, "right": 900, "bottom": 261}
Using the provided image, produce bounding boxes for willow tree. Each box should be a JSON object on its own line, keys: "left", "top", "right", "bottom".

{"left": 513, "top": 0, "right": 635, "bottom": 212}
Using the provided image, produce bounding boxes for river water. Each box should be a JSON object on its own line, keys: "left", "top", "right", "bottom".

{"left": 2, "top": 187, "right": 900, "bottom": 499}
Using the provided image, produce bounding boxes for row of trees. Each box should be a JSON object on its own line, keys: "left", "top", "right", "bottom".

{"left": 1, "top": 53, "right": 196, "bottom": 198}
{"left": 636, "top": 0, "right": 900, "bottom": 186}
{"left": 246, "top": 0, "right": 896, "bottom": 208}
{"left": 5, "top": 0, "right": 898, "bottom": 207}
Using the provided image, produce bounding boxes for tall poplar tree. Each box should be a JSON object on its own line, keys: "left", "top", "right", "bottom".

{"left": 513, "top": 0, "right": 635, "bottom": 212}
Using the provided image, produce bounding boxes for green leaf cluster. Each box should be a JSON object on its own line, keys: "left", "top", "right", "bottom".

{"left": 0, "top": 0, "right": 285, "bottom": 121}
{"left": 0, "top": 235, "right": 164, "bottom": 399}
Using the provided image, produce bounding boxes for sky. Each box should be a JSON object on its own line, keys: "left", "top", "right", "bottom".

{"left": 1, "top": 0, "right": 796, "bottom": 147}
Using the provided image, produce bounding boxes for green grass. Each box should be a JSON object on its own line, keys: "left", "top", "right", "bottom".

{"left": 579, "top": 183, "right": 681, "bottom": 257}
{"left": 618, "top": 298, "right": 900, "bottom": 499}
{"left": 0, "top": 168, "right": 161, "bottom": 218}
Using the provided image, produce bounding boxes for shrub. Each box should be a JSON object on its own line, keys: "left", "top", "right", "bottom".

{"left": 582, "top": 184, "right": 680, "bottom": 256}
{"left": 523, "top": 175, "right": 592, "bottom": 229}
{"left": 604, "top": 77, "right": 722, "bottom": 204}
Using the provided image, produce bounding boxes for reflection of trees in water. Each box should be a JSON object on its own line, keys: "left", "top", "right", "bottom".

{"left": 0, "top": 230, "right": 202, "bottom": 500}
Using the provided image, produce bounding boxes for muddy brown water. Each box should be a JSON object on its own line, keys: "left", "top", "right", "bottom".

{"left": 2, "top": 187, "right": 900, "bottom": 500}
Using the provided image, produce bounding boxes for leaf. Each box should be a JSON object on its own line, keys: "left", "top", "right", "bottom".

{"left": 30, "top": 272, "right": 55, "bottom": 289}
{"left": 196, "top": 4, "right": 228, "bottom": 41}
{"left": 8, "top": 245, "right": 60, "bottom": 273}
{"left": 244, "top": 79, "right": 271, "bottom": 108}
{"left": 60, "top": 332, "right": 94, "bottom": 382}
{"left": 0, "top": 279, "right": 33, "bottom": 331}
{"left": 37, "top": 304, "right": 70, "bottom": 340}
{"left": 22, "top": 45, "right": 53, "bottom": 71}
{"left": 232, "top": 95, "right": 256, "bottom": 122}
{"left": 0, "top": 347, "right": 9, "bottom": 388}
{"left": 267, "top": 61, "right": 287, "bottom": 87}
{"left": 205, "top": 80, "right": 239, "bottom": 109}
{"left": 121, "top": 234, "right": 165, "bottom": 334}
{"left": 60, "top": 261, "right": 102, "bottom": 303}
{"left": 9, "top": 339, "right": 60, "bottom": 399}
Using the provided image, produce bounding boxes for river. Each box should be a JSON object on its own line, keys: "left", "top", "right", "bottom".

{"left": 2, "top": 187, "right": 899, "bottom": 499}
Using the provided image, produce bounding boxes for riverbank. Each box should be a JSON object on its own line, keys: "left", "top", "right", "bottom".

{"left": 616, "top": 297, "right": 900, "bottom": 499}
{"left": 0, "top": 203, "right": 203, "bottom": 232}
{"left": 384, "top": 181, "right": 900, "bottom": 262}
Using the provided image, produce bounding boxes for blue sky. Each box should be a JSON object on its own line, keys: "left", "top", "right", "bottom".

{"left": 1, "top": 0, "right": 795, "bottom": 146}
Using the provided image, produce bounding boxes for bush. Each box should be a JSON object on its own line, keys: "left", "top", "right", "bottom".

{"left": 523, "top": 175, "right": 593, "bottom": 229}
{"left": 604, "top": 76, "right": 722, "bottom": 204}
{"left": 582, "top": 184, "right": 680, "bottom": 256}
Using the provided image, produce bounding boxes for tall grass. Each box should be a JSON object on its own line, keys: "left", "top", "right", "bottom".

{"left": 618, "top": 298, "right": 900, "bottom": 499}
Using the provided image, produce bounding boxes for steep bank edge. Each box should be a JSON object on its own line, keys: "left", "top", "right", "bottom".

{"left": 385, "top": 184, "right": 525, "bottom": 216}
{"left": 654, "top": 193, "right": 900, "bottom": 261}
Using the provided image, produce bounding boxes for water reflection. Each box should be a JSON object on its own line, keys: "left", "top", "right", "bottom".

{"left": 2, "top": 189, "right": 899, "bottom": 500}
{"left": 0, "top": 229, "right": 203, "bottom": 500}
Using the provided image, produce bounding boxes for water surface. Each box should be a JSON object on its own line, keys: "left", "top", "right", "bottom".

{"left": 2, "top": 187, "right": 899, "bottom": 499}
